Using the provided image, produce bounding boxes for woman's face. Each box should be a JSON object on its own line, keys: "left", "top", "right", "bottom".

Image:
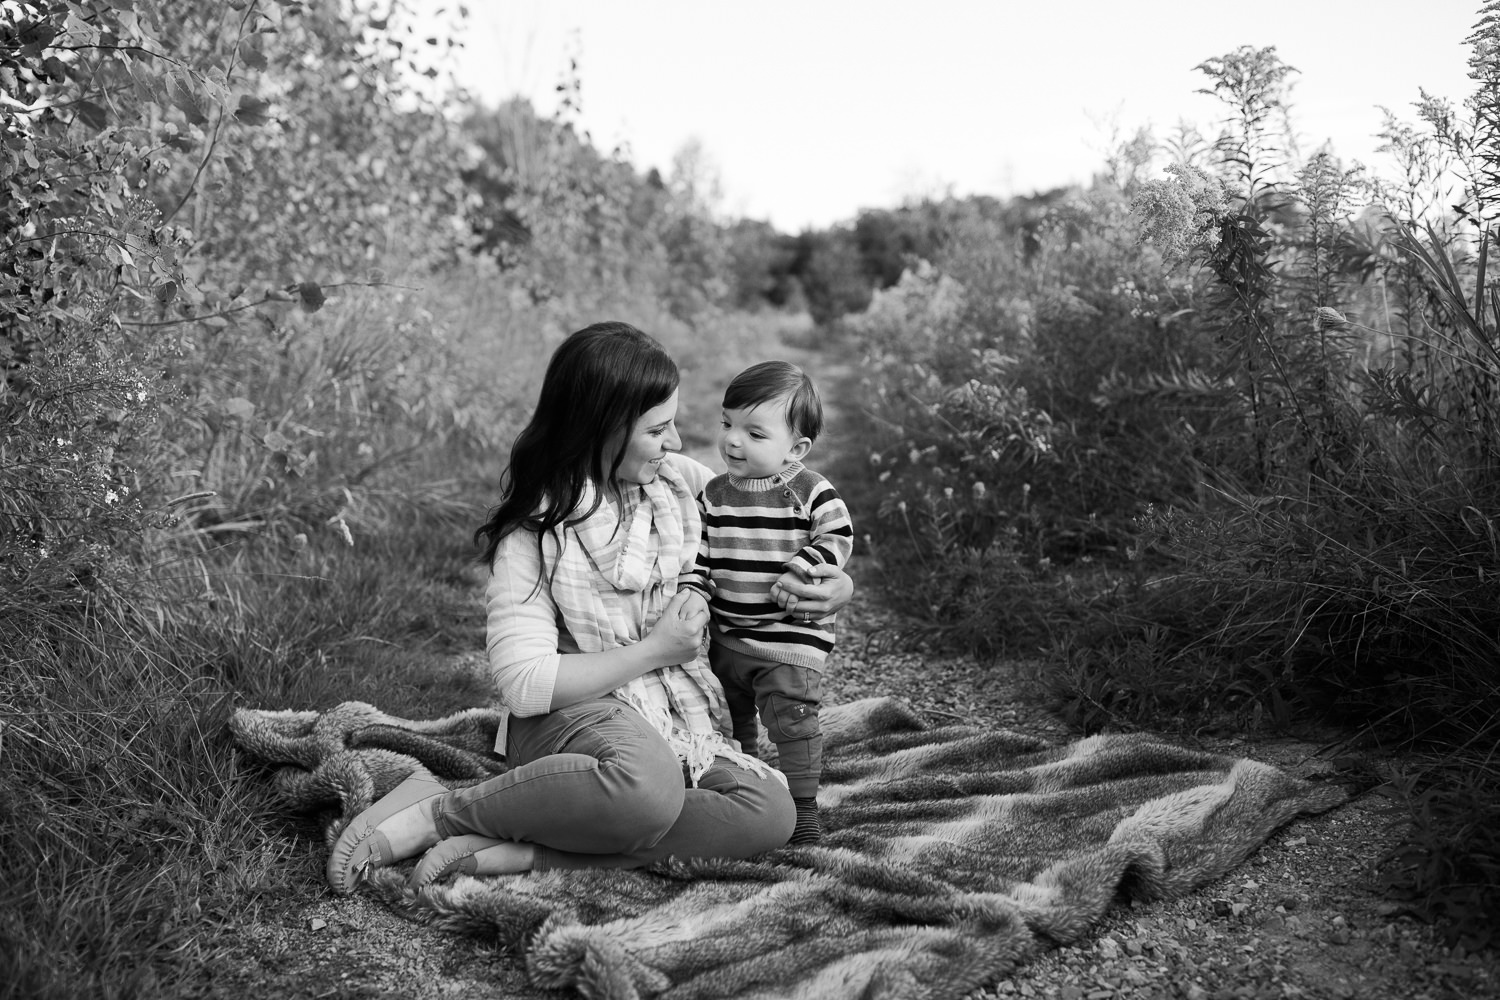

{"left": 613, "top": 390, "right": 682, "bottom": 486}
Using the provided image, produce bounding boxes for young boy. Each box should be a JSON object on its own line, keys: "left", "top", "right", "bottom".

{"left": 679, "top": 360, "right": 853, "bottom": 844}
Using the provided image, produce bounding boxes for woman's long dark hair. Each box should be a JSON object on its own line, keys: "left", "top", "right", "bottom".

{"left": 474, "top": 321, "right": 679, "bottom": 568}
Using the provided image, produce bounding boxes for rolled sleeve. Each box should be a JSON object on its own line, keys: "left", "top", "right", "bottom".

{"left": 485, "top": 530, "right": 562, "bottom": 716}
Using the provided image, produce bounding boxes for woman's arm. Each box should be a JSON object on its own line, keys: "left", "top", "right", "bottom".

{"left": 484, "top": 534, "right": 564, "bottom": 715}
{"left": 549, "top": 589, "right": 707, "bottom": 708}
{"left": 486, "top": 531, "right": 709, "bottom": 715}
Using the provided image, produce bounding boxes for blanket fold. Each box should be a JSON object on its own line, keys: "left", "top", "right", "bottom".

{"left": 228, "top": 697, "right": 1347, "bottom": 1000}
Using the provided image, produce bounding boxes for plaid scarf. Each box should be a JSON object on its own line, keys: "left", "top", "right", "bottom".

{"left": 550, "top": 460, "right": 778, "bottom": 786}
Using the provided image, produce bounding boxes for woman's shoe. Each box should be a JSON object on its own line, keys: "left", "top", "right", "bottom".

{"left": 326, "top": 767, "right": 448, "bottom": 893}
{"left": 410, "top": 835, "right": 536, "bottom": 889}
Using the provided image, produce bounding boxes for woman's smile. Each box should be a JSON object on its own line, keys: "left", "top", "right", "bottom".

{"left": 615, "top": 391, "right": 681, "bottom": 486}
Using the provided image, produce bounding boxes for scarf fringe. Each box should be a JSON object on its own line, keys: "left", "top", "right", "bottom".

{"left": 614, "top": 689, "right": 784, "bottom": 788}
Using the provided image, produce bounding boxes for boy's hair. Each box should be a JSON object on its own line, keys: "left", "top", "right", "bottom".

{"left": 723, "top": 360, "right": 823, "bottom": 442}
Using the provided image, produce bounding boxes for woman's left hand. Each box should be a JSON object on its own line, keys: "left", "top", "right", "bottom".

{"left": 770, "top": 563, "right": 854, "bottom": 620}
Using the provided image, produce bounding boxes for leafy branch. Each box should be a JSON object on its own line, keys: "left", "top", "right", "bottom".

{"left": 118, "top": 279, "right": 421, "bottom": 327}
{"left": 161, "top": 1, "right": 260, "bottom": 225}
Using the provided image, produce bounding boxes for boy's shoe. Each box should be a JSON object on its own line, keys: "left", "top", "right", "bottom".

{"left": 790, "top": 796, "right": 822, "bottom": 844}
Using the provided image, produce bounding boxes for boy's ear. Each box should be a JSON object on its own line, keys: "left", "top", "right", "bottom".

{"left": 788, "top": 437, "right": 812, "bottom": 462}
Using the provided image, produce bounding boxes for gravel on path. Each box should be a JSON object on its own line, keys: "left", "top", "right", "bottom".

{"left": 820, "top": 568, "right": 1496, "bottom": 1000}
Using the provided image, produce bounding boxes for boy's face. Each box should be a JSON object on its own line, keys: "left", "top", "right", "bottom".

{"left": 718, "top": 398, "right": 811, "bottom": 479}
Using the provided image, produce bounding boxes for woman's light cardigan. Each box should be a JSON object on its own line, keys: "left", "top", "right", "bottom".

{"left": 483, "top": 453, "right": 773, "bottom": 784}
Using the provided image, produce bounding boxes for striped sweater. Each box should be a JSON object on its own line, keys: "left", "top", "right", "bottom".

{"left": 680, "top": 463, "right": 854, "bottom": 670}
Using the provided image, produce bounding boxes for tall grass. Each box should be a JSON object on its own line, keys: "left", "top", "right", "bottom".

{"left": 0, "top": 511, "right": 492, "bottom": 999}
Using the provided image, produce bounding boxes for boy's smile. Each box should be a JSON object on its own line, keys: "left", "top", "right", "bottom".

{"left": 718, "top": 399, "right": 810, "bottom": 479}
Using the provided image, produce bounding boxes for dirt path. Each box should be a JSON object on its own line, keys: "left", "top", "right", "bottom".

{"left": 217, "top": 335, "right": 1494, "bottom": 999}
{"left": 820, "top": 589, "right": 1493, "bottom": 1000}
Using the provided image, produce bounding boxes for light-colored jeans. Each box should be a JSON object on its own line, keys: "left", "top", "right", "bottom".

{"left": 430, "top": 698, "right": 795, "bottom": 870}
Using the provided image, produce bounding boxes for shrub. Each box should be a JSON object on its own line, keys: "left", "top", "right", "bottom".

{"left": 839, "top": 26, "right": 1500, "bottom": 945}
{"left": 1, "top": 0, "right": 480, "bottom": 614}
{"left": 1101, "top": 34, "right": 1500, "bottom": 945}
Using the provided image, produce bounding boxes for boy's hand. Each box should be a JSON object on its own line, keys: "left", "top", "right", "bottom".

{"left": 771, "top": 562, "right": 853, "bottom": 619}
{"left": 680, "top": 589, "right": 709, "bottom": 621}
{"left": 772, "top": 561, "right": 810, "bottom": 613}
{"left": 643, "top": 589, "right": 710, "bottom": 663}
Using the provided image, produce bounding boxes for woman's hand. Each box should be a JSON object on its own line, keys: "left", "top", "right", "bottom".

{"left": 771, "top": 563, "right": 854, "bottom": 620}
{"left": 641, "top": 588, "right": 710, "bottom": 664}
{"left": 550, "top": 589, "right": 708, "bottom": 710}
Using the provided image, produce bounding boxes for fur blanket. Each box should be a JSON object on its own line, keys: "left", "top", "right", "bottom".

{"left": 229, "top": 697, "right": 1348, "bottom": 1000}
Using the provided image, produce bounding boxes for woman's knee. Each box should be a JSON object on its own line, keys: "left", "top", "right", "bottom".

{"left": 699, "top": 766, "right": 795, "bottom": 854}
{"left": 756, "top": 782, "right": 796, "bottom": 851}
{"left": 586, "top": 728, "right": 687, "bottom": 851}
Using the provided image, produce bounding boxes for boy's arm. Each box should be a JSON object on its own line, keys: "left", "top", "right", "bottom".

{"left": 784, "top": 481, "right": 854, "bottom": 577}
{"left": 677, "top": 490, "right": 714, "bottom": 600}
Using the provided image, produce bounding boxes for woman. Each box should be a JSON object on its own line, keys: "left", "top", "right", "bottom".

{"left": 327, "top": 321, "right": 854, "bottom": 891}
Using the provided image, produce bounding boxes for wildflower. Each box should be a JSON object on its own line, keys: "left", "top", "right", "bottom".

{"left": 897, "top": 500, "right": 908, "bottom": 514}
{"left": 908, "top": 448, "right": 921, "bottom": 465}
{"left": 1131, "top": 163, "right": 1227, "bottom": 264}
{"left": 328, "top": 514, "right": 354, "bottom": 547}
{"left": 972, "top": 482, "right": 987, "bottom": 499}
{"left": 869, "top": 452, "right": 882, "bottom": 466}
{"left": 1312, "top": 306, "right": 1350, "bottom": 331}
{"left": 943, "top": 487, "right": 954, "bottom": 501}
{"left": 104, "top": 489, "right": 119, "bottom": 504}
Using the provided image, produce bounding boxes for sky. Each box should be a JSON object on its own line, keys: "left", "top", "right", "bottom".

{"left": 432, "top": 0, "right": 1481, "bottom": 233}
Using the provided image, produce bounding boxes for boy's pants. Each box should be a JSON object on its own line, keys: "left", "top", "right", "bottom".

{"left": 709, "top": 644, "right": 824, "bottom": 799}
